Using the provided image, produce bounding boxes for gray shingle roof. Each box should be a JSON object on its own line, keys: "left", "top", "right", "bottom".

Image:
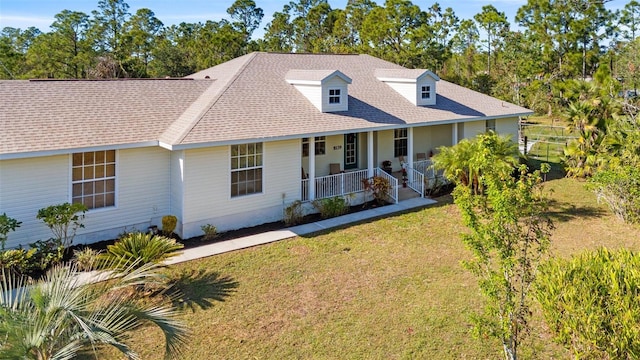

{"left": 1, "top": 79, "right": 213, "bottom": 156}
{"left": 1, "top": 52, "right": 532, "bottom": 157}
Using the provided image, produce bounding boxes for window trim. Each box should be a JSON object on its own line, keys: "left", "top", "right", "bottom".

{"left": 70, "top": 150, "right": 117, "bottom": 212}
{"left": 329, "top": 88, "right": 341, "bottom": 104}
{"left": 394, "top": 128, "right": 408, "bottom": 158}
{"left": 302, "top": 136, "right": 326, "bottom": 157}
{"left": 230, "top": 142, "right": 264, "bottom": 198}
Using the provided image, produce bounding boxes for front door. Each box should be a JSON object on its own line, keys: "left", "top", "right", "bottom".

{"left": 344, "top": 133, "right": 358, "bottom": 170}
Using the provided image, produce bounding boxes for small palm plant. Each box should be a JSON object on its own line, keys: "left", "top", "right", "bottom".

{"left": 99, "top": 232, "right": 184, "bottom": 270}
{"left": 0, "top": 261, "right": 189, "bottom": 359}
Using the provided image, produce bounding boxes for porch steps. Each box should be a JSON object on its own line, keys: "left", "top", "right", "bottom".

{"left": 397, "top": 186, "right": 421, "bottom": 202}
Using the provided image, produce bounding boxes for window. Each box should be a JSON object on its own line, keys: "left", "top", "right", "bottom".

{"left": 394, "top": 128, "right": 408, "bottom": 157}
{"left": 421, "top": 85, "right": 431, "bottom": 99}
{"left": 329, "top": 89, "right": 341, "bottom": 104}
{"left": 302, "top": 136, "right": 326, "bottom": 157}
{"left": 231, "top": 142, "right": 263, "bottom": 197}
{"left": 72, "top": 150, "right": 116, "bottom": 210}
{"left": 486, "top": 119, "right": 496, "bottom": 132}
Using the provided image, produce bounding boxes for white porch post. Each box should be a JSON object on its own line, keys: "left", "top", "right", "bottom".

{"left": 309, "top": 137, "right": 316, "bottom": 201}
{"left": 408, "top": 127, "right": 414, "bottom": 167}
{"left": 452, "top": 123, "right": 459, "bottom": 145}
{"left": 367, "top": 131, "right": 374, "bottom": 177}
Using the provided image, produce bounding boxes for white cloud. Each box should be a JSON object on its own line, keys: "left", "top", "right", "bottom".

{"left": 0, "top": 14, "right": 53, "bottom": 30}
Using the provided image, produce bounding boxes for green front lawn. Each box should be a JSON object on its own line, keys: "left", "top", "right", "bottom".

{"left": 87, "top": 177, "right": 640, "bottom": 359}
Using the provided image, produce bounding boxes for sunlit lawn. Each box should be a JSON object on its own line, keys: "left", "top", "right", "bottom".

{"left": 87, "top": 176, "right": 640, "bottom": 359}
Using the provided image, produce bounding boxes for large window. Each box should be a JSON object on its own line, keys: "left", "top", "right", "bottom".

{"left": 394, "top": 128, "right": 408, "bottom": 157}
{"left": 329, "top": 89, "right": 341, "bottom": 104}
{"left": 302, "top": 136, "right": 326, "bottom": 157}
{"left": 231, "top": 142, "right": 263, "bottom": 197}
{"left": 72, "top": 150, "right": 116, "bottom": 210}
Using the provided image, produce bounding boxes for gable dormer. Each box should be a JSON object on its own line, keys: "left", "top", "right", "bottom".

{"left": 375, "top": 69, "right": 440, "bottom": 106}
{"left": 285, "top": 70, "right": 352, "bottom": 112}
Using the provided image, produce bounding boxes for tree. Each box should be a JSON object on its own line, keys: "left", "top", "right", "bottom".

{"left": 150, "top": 23, "right": 198, "bottom": 77}
{"left": 474, "top": 5, "right": 509, "bottom": 75}
{"left": 90, "top": 0, "right": 131, "bottom": 76}
{"left": 227, "top": 0, "right": 264, "bottom": 41}
{"left": 0, "top": 262, "right": 188, "bottom": 359}
{"left": 432, "top": 131, "right": 520, "bottom": 194}
{"left": 25, "top": 10, "right": 93, "bottom": 79}
{"left": 122, "top": 8, "right": 163, "bottom": 77}
{"left": 454, "top": 161, "right": 553, "bottom": 360}
{"left": 620, "top": 0, "right": 640, "bottom": 41}
{"left": 0, "top": 27, "right": 41, "bottom": 79}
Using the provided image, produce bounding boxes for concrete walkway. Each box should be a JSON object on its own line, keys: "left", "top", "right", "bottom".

{"left": 167, "top": 196, "right": 436, "bottom": 265}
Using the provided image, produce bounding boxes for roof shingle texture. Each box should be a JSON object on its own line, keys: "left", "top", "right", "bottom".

{"left": 1, "top": 79, "right": 212, "bottom": 155}
{"left": 1, "top": 52, "right": 531, "bottom": 156}
{"left": 182, "top": 52, "right": 531, "bottom": 145}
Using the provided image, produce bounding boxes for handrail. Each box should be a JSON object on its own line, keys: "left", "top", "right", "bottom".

{"left": 375, "top": 168, "right": 398, "bottom": 204}
{"left": 405, "top": 167, "right": 424, "bottom": 198}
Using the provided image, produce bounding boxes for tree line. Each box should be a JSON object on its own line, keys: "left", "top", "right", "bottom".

{"left": 1, "top": 0, "right": 639, "bottom": 112}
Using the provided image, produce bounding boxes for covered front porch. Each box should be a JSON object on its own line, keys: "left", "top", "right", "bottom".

{"left": 300, "top": 126, "right": 454, "bottom": 204}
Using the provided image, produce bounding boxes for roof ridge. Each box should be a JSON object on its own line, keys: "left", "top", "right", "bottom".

{"left": 160, "top": 52, "right": 260, "bottom": 146}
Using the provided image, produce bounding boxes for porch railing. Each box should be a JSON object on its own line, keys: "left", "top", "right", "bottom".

{"left": 375, "top": 168, "right": 398, "bottom": 203}
{"left": 301, "top": 169, "right": 369, "bottom": 202}
{"left": 406, "top": 167, "right": 424, "bottom": 197}
{"left": 413, "top": 159, "right": 448, "bottom": 189}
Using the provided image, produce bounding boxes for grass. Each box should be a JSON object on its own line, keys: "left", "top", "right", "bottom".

{"left": 85, "top": 177, "right": 640, "bottom": 359}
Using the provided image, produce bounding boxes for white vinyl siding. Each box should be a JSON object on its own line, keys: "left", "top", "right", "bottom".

{"left": 0, "top": 155, "right": 69, "bottom": 248}
{"left": 495, "top": 117, "right": 519, "bottom": 141}
{"left": 416, "top": 78, "right": 437, "bottom": 106}
{"left": 322, "top": 77, "right": 349, "bottom": 112}
{"left": 181, "top": 140, "right": 300, "bottom": 239}
{"left": 0, "top": 147, "right": 171, "bottom": 247}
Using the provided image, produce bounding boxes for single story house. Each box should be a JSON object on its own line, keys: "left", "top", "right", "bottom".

{"left": 0, "top": 52, "right": 532, "bottom": 247}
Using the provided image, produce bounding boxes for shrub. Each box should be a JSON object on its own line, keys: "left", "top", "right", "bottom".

{"left": 29, "top": 238, "right": 65, "bottom": 271}
{"left": 162, "top": 215, "right": 178, "bottom": 235}
{"left": 0, "top": 248, "right": 37, "bottom": 278}
{"left": 284, "top": 200, "right": 304, "bottom": 226}
{"left": 36, "top": 203, "right": 87, "bottom": 248}
{"left": 311, "top": 196, "right": 349, "bottom": 219}
{"left": 0, "top": 213, "right": 21, "bottom": 250}
{"left": 362, "top": 176, "right": 391, "bottom": 205}
{"left": 588, "top": 166, "right": 640, "bottom": 224}
{"left": 201, "top": 224, "right": 218, "bottom": 241}
{"left": 72, "top": 247, "right": 101, "bottom": 271}
{"left": 536, "top": 248, "right": 640, "bottom": 358}
{"left": 99, "top": 232, "right": 184, "bottom": 270}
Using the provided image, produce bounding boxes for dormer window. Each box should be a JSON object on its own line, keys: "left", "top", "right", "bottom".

{"left": 375, "top": 69, "right": 439, "bottom": 106}
{"left": 421, "top": 86, "right": 431, "bottom": 99}
{"left": 329, "top": 89, "right": 341, "bottom": 104}
{"left": 285, "top": 69, "right": 352, "bottom": 113}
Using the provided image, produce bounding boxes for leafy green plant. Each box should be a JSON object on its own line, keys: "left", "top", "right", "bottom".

{"left": 0, "top": 213, "right": 21, "bottom": 250}
{"left": 311, "top": 196, "right": 349, "bottom": 219}
{"left": 536, "top": 248, "right": 640, "bottom": 359}
{"left": 362, "top": 176, "right": 391, "bottom": 205}
{"left": 200, "top": 224, "right": 218, "bottom": 241}
{"left": 284, "top": 200, "right": 304, "bottom": 226}
{"left": 454, "top": 164, "right": 554, "bottom": 360}
{"left": 36, "top": 203, "right": 87, "bottom": 248}
{"left": 28, "top": 238, "right": 65, "bottom": 271}
{"left": 0, "top": 261, "right": 189, "bottom": 360}
{"left": 162, "top": 215, "right": 178, "bottom": 235}
{"left": 0, "top": 248, "right": 37, "bottom": 278}
{"left": 99, "top": 232, "right": 184, "bottom": 270}
{"left": 72, "top": 247, "right": 102, "bottom": 271}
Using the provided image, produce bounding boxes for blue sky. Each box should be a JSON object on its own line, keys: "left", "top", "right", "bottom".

{"left": 0, "top": 0, "right": 625, "bottom": 39}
